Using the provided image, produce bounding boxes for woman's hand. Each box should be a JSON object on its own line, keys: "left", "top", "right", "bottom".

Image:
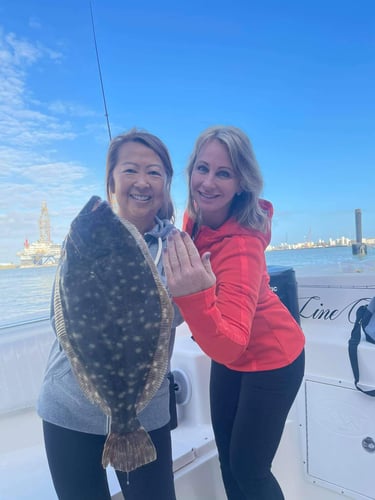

{"left": 163, "top": 230, "right": 216, "bottom": 297}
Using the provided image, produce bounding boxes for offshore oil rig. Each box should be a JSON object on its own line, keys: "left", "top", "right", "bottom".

{"left": 17, "top": 202, "right": 62, "bottom": 267}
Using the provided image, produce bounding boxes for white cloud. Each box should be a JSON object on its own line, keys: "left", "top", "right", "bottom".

{"left": 21, "top": 161, "right": 87, "bottom": 184}
{"left": 0, "top": 27, "right": 103, "bottom": 262}
{"left": 47, "top": 100, "right": 96, "bottom": 117}
{"left": 4, "top": 32, "right": 45, "bottom": 65}
{"left": 28, "top": 17, "right": 42, "bottom": 30}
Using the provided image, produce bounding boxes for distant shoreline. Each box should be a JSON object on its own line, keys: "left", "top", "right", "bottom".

{"left": 0, "top": 263, "right": 58, "bottom": 271}
{"left": 1, "top": 243, "right": 374, "bottom": 271}
{"left": 0, "top": 264, "right": 18, "bottom": 270}
{"left": 267, "top": 243, "right": 375, "bottom": 252}
{"left": 266, "top": 244, "right": 350, "bottom": 252}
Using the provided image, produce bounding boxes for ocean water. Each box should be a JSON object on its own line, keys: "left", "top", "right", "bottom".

{"left": 266, "top": 245, "right": 375, "bottom": 274}
{"left": 0, "top": 266, "right": 56, "bottom": 327}
{"left": 0, "top": 246, "right": 374, "bottom": 329}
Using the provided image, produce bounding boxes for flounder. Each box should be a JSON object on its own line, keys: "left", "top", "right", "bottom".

{"left": 53, "top": 195, "right": 173, "bottom": 472}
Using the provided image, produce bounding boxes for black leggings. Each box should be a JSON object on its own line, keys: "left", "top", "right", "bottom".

{"left": 43, "top": 421, "right": 176, "bottom": 500}
{"left": 210, "top": 350, "right": 305, "bottom": 500}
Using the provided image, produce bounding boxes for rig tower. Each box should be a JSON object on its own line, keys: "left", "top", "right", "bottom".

{"left": 17, "top": 202, "right": 61, "bottom": 266}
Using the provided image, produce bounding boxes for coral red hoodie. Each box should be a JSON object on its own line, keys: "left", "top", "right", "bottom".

{"left": 174, "top": 200, "right": 305, "bottom": 371}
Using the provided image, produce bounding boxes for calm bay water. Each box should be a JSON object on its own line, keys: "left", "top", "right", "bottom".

{"left": 1, "top": 246, "right": 374, "bottom": 329}
{"left": 0, "top": 265, "right": 56, "bottom": 327}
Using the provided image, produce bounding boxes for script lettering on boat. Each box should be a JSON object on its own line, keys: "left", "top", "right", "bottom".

{"left": 299, "top": 296, "right": 371, "bottom": 323}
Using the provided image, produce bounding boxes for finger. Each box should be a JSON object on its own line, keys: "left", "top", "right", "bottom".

{"left": 162, "top": 249, "right": 184, "bottom": 297}
{"left": 166, "top": 231, "right": 182, "bottom": 271}
{"left": 169, "top": 231, "right": 195, "bottom": 268}
{"left": 201, "top": 252, "right": 216, "bottom": 282}
{"left": 180, "top": 231, "right": 202, "bottom": 265}
{"left": 201, "top": 252, "right": 212, "bottom": 272}
{"left": 162, "top": 248, "right": 173, "bottom": 279}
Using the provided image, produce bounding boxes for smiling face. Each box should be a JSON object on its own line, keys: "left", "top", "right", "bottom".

{"left": 190, "top": 139, "right": 241, "bottom": 228}
{"left": 111, "top": 141, "right": 167, "bottom": 234}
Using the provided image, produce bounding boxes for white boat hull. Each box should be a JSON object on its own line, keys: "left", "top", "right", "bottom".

{"left": 1, "top": 270, "right": 375, "bottom": 499}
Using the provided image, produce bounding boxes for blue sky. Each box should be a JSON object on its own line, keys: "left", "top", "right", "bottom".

{"left": 0, "top": 0, "right": 374, "bottom": 263}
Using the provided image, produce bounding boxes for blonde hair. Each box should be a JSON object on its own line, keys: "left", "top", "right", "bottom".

{"left": 186, "top": 125, "right": 268, "bottom": 231}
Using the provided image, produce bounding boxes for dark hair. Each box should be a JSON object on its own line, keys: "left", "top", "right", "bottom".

{"left": 186, "top": 125, "right": 268, "bottom": 231}
{"left": 106, "top": 128, "right": 175, "bottom": 221}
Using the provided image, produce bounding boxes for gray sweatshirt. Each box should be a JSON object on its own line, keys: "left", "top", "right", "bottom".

{"left": 37, "top": 218, "right": 182, "bottom": 434}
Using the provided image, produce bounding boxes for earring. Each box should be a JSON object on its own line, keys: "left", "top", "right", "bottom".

{"left": 111, "top": 195, "right": 119, "bottom": 213}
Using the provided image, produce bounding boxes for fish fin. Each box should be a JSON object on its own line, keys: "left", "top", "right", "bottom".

{"left": 101, "top": 427, "right": 156, "bottom": 472}
{"left": 118, "top": 218, "right": 174, "bottom": 413}
{"left": 136, "top": 296, "right": 174, "bottom": 413}
{"left": 53, "top": 265, "right": 110, "bottom": 414}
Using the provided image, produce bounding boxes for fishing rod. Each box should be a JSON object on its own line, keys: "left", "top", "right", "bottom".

{"left": 90, "top": 2, "right": 112, "bottom": 141}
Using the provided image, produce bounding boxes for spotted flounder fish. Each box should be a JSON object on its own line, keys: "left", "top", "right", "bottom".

{"left": 53, "top": 195, "right": 174, "bottom": 472}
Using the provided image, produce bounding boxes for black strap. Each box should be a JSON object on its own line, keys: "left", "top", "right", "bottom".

{"left": 167, "top": 372, "right": 178, "bottom": 430}
{"left": 348, "top": 305, "right": 375, "bottom": 396}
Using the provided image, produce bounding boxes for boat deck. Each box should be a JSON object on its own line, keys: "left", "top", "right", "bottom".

{"left": 1, "top": 272, "right": 375, "bottom": 499}
{"left": 0, "top": 407, "right": 223, "bottom": 500}
{"left": 0, "top": 324, "right": 226, "bottom": 500}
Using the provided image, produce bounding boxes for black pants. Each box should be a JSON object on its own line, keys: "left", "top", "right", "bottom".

{"left": 43, "top": 421, "right": 176, "bottom": 500}
{"left": 210, "top": 350, "right": 305, "bottom": 500}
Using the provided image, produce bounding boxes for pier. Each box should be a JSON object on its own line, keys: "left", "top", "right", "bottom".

{"left": 352, "top": 208, "right": 367, "bottom": 256}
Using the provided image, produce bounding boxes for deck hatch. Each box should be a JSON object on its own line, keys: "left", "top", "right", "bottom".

{"left": 305, "top": 380, "right": 375, "bottom": 499}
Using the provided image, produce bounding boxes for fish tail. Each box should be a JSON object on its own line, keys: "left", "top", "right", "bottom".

{"left": 101, "top": 427, "right": 157, "bottom": 472}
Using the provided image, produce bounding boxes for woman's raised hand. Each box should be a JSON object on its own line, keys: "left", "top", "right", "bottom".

{"left": 163, "top": 230, "right": 216, "bottom": 297}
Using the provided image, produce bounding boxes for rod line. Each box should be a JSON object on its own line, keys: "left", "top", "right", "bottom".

{"left": 90, "top": 2, "right": 112, "bottom": 141}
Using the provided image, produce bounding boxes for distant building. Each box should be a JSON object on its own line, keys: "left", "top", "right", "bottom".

{"left": 17, "top": 202, "right": 61, "bottom": 267}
